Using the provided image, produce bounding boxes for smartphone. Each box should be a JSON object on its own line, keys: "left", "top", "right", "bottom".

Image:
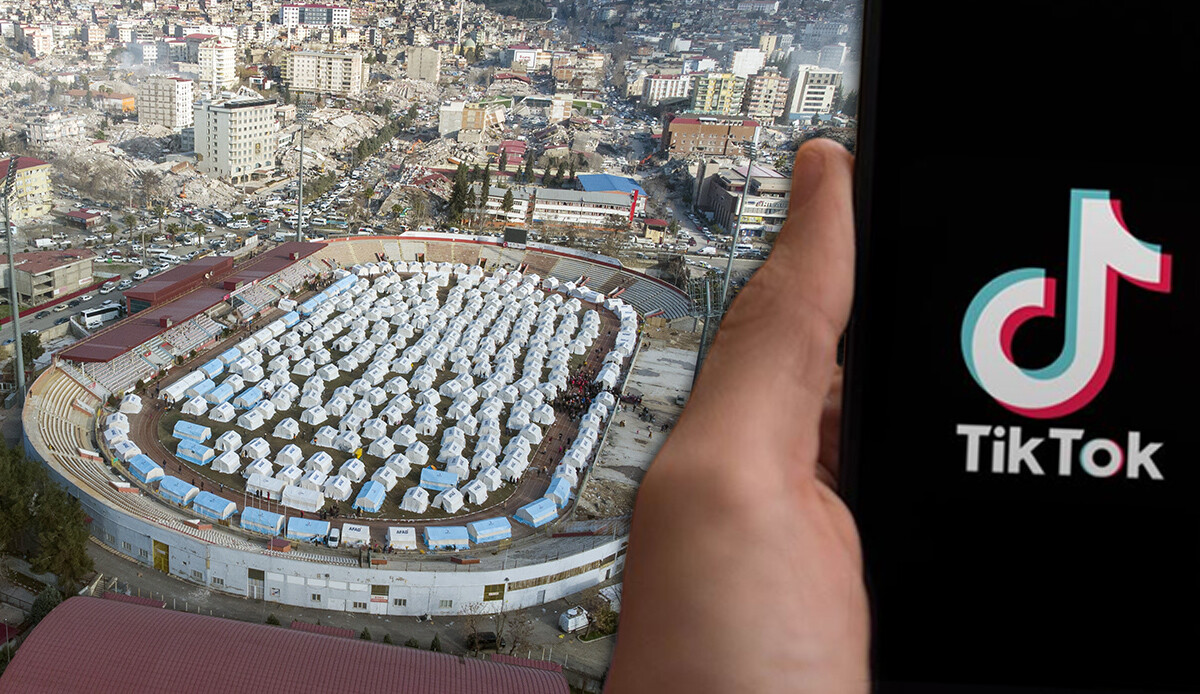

{"left": 843, "top": 2, "right": 1200, "bottom": 692}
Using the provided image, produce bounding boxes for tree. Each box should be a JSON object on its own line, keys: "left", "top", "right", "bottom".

{"left": 522, "top": 156, "right": 534, "bottom": 184}
{"left": 581, "top": 589, "right": 619, "bottom": 638}
{"left": 105, "top": 222, "right": 119, "bottom": 238}
{"left": 382, "top": 633, "right": 394, "bottom": 645}
{"left": 122, "top": 214, "right": 137, "bottom": 230}
{"left": 265, "top": 613, "right": 281, "bottom": 625}
{"left": 429, "top": 634, "right": 442, "bottom": 652}
{"left": 28, "top": 586, "right": 63, "bottom": 628}
{"left": 404, "top": 637, "right": 421, "bottom": 648}
{"left": 360, "top": 627, "right": 372, "bottom": 640}
{"left": 461, "top": 602, "right": 488, "bottom": 652}
{"left": 22, "top": 332, "right": 44, "bottom": 369}
{"left": 497, "top": 153, "right": 507, "bottom": 174}
{"left": 29, "top": 483, "right": 93, "bottom": 590}
{"left": 501, "top": 188, "right": 515, "bottom": 216}
{"left": 505, "top": 610, "right": 536, "bottom": 655}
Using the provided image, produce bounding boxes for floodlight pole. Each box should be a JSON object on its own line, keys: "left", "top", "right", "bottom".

{"left": 296, "top": 119, "right": 305, "bottom": 243}
{"left": 720, "top": 128, "right": 759, "bottom": 310}
{"left": 4, "top": 156, "right": 26, "bottom": 400}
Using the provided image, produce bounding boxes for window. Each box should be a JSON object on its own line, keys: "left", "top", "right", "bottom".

{"left": 353, "top": 601, "right": 367, "bottom": 610}
{"left": 212, "top": 577, "right": 224, "bottom": 586}
{"left": 393, "top": 598, "right": 407, "bottom": 607}
{"left": 122, "top": 541, "right": 132, "bottom": 552}
{"left": 311, "top": 593, "right": 322, "bottom": 601}
{"left": 439, "top": 599, "right": 453, "bottom": 609}
{"left": 191, "top": 570, "right": 204, "bottom": 581}
{"left": 139, "top": 548, "right": 149, "bottom": 559}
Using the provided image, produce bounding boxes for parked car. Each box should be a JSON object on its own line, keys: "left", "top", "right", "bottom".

{"left": 35, "top": 310, "right": 50, "bottom": 319}
{"left": 53, "top": 303, "right": 68, "bottom": 312}
{"left": 54, "top": 316, "right": 70, "bottom": 325}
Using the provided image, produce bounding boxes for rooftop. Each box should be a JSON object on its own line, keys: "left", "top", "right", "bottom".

{"left": 0, "top": 249, "right": 95, "bottom": 276}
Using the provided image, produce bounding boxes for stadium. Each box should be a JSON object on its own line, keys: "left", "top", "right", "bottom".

{"left": 21, "top": 234, "right": 691, "bottom": 616}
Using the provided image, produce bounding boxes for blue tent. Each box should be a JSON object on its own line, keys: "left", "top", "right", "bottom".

{"left": 199, "top": 359, "right": 225, "bottom": 378}
{"left": 192, "top": 491, "right": 236, "bottom": 521}
{"left": 467, "top": 517, "right": 512, "bottom": 544}
{"left": 419, "top": 468, "right": 459, "bottom": 492}
{"left": 127, "top": 454, "right": 163, "bottom": 484}
{"left": 176, "top": 439, "right": 215, "bottom": 466}
{"left": 577, "top": 172, "right": 646, "bottom": 196}
{"left": 205, "top": 383, "right": 235, "bottom": 404}
{"left": 425, "top": 526, "right": 470, "bottom": 550}
{"left": 233, "top": 386, "right": 264, "bottom": 409}
{"left": 187, "top": 379, "right": 216, "bottom": 398}
{"left": 286, "top": 516, "right": 331, "bottom": 542}
{"left": 544, "top": 476, "right": 572, "bottom": 509}
{"left": 514, "top": 498, "right": 558, "bottom": 528}
{"left": 159, "top": 476, "right": 199, "bottom": 506}
{"left": 352, "top": 480, "right": 386, "bottom": 513}
{"left": 281, "top": 311, "right": 300, "bottom": 327}
{"left": 173, "top": 420, "right": 211, "bottom": 442}
{"left": 241, "top": 507, "right": 284, "bottom": 536}
{"left": 218, "top": 347, "right": 243, "bottom": 364}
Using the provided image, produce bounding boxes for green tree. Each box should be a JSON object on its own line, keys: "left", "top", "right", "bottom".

{"left": 360, "top": 627, "right": 372, "bottom": 640}
{"left": 404, "top": 637, "right": 420, "bottom": 648}
{"left": 105, "top": 222, "right": 119, "bottom": 238}
{"left": 22, "top": 332, "right": 44, "bottom": 368}
{"left": 122, "top": 213, "right": 136, "bottom": 230}
{"left": 481, "top": 162, "right": 492, "bottom": 199}
{"left": 28, "top": 586, "right": 63, "bottom": 628}
{"left": 501, "top": 188, "right": 515, "bottom": 215}
{"left": 522, "top": 156, "right": 534, "bottom": 183}
{"left": 30, "top": 484, "right": 94, "bottom": 590}
{"left": 382, "top": 633, "right": 394, "bottom": 644}
{"left": 430, "top": 634, "right": 442, "bottom": 652}
{"left": 266, "top": 613, "right": 281, "bottom": 625}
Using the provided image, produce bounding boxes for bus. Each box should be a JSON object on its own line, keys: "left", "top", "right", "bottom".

{"left": 80, "top": 304, "right": 123, "bottom": 330}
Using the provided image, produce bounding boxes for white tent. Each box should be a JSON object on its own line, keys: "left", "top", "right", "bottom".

{"left": 305, "top": 451, "right": 334, "bottom": 475}
{"left": 282, "top": 484, "right": 324, "bottom": 513}
{"left": 236, "top": 410, "right": 265, "bottom": 430}
{"left": 339, "top": 458, "right": 366, "bottom": 482}
{"left": 461, "top": 479, "right": 488, "bottom": 505}
{"left": 334, "top": 430, "right": 362, "bottom": 453}
{"left": 214, "top": 430, "right": 242, "bottom": 453}
{"left": 106, "top": 412, "right": 130, "bottom": 432}
{"left": 499, "top": 459, "right": 525, "bottom": 482}
{"left": 313, "top": 426, "right": 338, "bottom": 448}
{"left": 532, "top": 403, "right": 556, "bottom": 425}
{"left": 400, "top": 485, "right": 429, "bottom": 514}
{"left": 247, "top": 473, "right": 285, "bottom": 501}
{"left": 273, "top": 418, "right": 300, "bottom": 440}
{"left": 430, "top": 484, "right": 466, "bottom": 513}
{"left": 323, "top": 475, "right": 353, "bottom": 502}
{"left": 361, "top": 418, "right": 388, "bottom": 440}
{"left": 384, "top": 453, "right": 412, "bottom": 477}
{"left": 241, "top": 437, "right": 271, "bottom": 460}
{"left": 243, "top": 458, "right": 274, "bottom": 479}
{"left": 386, "top": 527, "right": 418, "bottom": 551}
{"left": 414, "top": 414, "right": 438, "bottom": 436}
{"left": 300, "top": 469, "right": 328, "bottom": 493}
{"left": 276, "top": 443, "right": 304, "bottom": 468}
{"left": 445, "top": 458, "right": 470, "bottom": 481}
{"left": 476, "top": 465, "right": 503, "bottom": 492}
{"left": 518, "top": 423, "right": 543, "bottom": 445}
{"left": 103, "top": 427, "right": 128, "bottom": 446}
{"left": 276, "top": 464, "right": 303, "bottom": 486}
{"left": 211, "top": 451, "right": 241, "bottom": 475}
{"left": 554, "top": 464, "right": 579, "bottom": 486}
{"left": 269, "top": 392, "right": 293, "bottom": 412}
{"left": 367, "top": 436, "right": 395, "bottom": 459}
{"left": 293, "top": 358, "right": 316, "bottom": 376}
{"left": 407, "top": 441, "right": 430, "bottom": 466}
{"left": 182, "top": 397, "right": 208, "bottom": 416}
{"left": 119, "top": 394, "right": 143, "bottom": 414}
{"left": 298, "top": 390, "right": 323, "bottom": 409}
{"left": 113, "top": 440, "right": 142, "bottom": 462}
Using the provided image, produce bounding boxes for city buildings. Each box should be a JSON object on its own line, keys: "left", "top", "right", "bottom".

{"left": 688, "top": 72, "right": 747, "bottom": 116}
{"left": 406, "top": 46, "right": 442, "bottom": 83}
{"left": 279, "top": 3, "right": 352, "bottom": 27}
{"left": 198, "top": 37, "right": 238, "bottom": 91}
{"left": 697, "top": 162, "right": 791, "bottom": 237}
{"left": 193, "top": 96, "right": 278, "bottom": 184}
{"left": 0, "top": 156, "right": 54, "bottom": 221}
{"left": 662, "top": 114, "right": 759, "bottom": 157}
{"left": 742, "top": 67, "right": 790, "bottom": 122}
{"left": 138, "top": 76, "right": 196, "bottom": 130}
{"left": 282, "top": 50, "right": 364, "bottom": 96}
{"left": 786, "top": 64, "right": 843, "bottom": 119}
{"left": 0, "top": 249, "right": 96, "bottom": 305}
{"left": 25, "top": 113, "right": 89, "bottom": 147}
{"left": 642, "top": 74, "right": 692, "bottom": 107}
{"left": 730, "top": 48, "right": 767, "bottom": 79}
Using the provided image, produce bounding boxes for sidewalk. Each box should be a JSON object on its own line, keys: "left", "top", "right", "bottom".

{"left": 85, "top": 541, "right": 615, "bottom": 681}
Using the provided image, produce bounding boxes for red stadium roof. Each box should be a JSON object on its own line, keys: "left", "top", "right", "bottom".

{"left": 61, "top": 242, "right": 323, "bottom": 363}
{"left": 0, "top": 597, "right": 568, "bottom": 694}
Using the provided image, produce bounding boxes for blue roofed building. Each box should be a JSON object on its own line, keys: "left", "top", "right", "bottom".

{"left": 127, "top": 454, "right": 164, "bottom": 484}
{"left": 514, "top": 498, "right": 558, "bottom": 528}
{"left": 425, "top": 526, "right": 470, "bottom": 550}
{"left": 352, "top": 480, "right": 386, "bottom": 513}
{"left": 176, "top": 439, "right": 215, "bottom": 466}
{"left": 419, "top": 467, "right": 459, "bottom": 492}
{"left": 241, "top": 506, "right": 284, "bottom": 535}
{"left": 192, "top": 491, "right": 237, "bottom": 521}
{"left": 286, "top": 516, "right": 331, "bottom": 542}
{"left": 172, "top": 420, "right": 211, "bottom": 442}
{"left": 467, "top": 517, "right": 513, "bottom": 544}
{"left": 159, "top": 476, "right": 199, "bottom": 506}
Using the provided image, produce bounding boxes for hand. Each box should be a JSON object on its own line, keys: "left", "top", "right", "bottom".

{"left": 605, "top": 139, "right": 867, "bottom": 693}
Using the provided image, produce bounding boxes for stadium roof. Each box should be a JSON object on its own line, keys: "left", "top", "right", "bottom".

{"left": 0, "top": 597, "right": 568, "bottom": 694}
{"left": 61, "top": 242, "right": 323, "bottom": 363}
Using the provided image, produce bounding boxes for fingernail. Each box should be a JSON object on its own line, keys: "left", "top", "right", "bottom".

{"left": 791, "top": 140, "right": 830, "bottom": 209}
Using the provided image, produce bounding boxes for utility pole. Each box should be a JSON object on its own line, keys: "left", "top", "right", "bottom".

{"left": 296, "top": 121, "right": 304, "bottom": 243}
{"left": 4, "top": 156, "right": 26, "bottom": 402}
{"left": 720, "top": 128, "right": 759, "bottom": 309}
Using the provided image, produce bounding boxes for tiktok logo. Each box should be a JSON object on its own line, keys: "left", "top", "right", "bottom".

{"left": 961, "top": 189, "right": 1172, "bottom": 419}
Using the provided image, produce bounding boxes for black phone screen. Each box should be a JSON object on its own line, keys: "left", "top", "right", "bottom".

{"left": 845, "top": 2, "right": 1200, "bottom": 692}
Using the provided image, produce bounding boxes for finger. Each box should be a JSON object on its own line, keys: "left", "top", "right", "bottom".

{"left": 673, "top": 138, "right": 856, "bottom": 469}
{"left": 817, "top": 367, "right": 844, "bottom": 487}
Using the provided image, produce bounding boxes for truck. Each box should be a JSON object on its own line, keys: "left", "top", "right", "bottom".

{"left": 698, "top": 246, "right": 718, "bottom": 255}
{"left": 34, "top": 238, "right": 55, "bottom": 249}
{"left": 132, "top": 268, "right": 151, "bottom": 281}
{"left": 559, "top": 606, "right": 590, "bottom": 633}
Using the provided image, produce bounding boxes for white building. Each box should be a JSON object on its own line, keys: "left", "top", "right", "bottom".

{"left": 26, "top": 113, "right": 89, "bottom": 146}
{"left": 194, "top": 96, "right": 278, "bottom": 184}
{"left": 730, "top": 47, "right": 767, "bottom": 79}
{"left": 406, "top": 46, "right": 441, "bottom": 83}
{"left": 139, "top": 76, "right": 195, "bottom": 130}
{"left": 787, "top": 65, "right": 843, "bottom": 119}
{"left": 279, "top": 4, "right": 351, "bottom": 27}
{"left": 283, "top": 50, "right": 364, "bottom": 96}
{"left": 642, "top": 74, "right": 692, "bottom": 107}
{"left": 198, "top": 38, "right": 237, "bottom": 91}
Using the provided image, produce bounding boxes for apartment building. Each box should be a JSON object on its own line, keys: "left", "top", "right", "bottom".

{"left": 139, "top": 76, "right": 195, "bottom": 130}
{"left": 470, "top": 184, "right": 643, "bottom": 228}
{"left": 0, "top": 157, "right": 54, "bottom": 221}
{"left": 198, "top": 37, "right": 238, "bottom": 91}
{"left": 26, "top": 113, "right": 89, "bottom": 147}
{"left": 689, "top": 72, "right": 747, "bottom": 116}
{"left": 787, "top": 65, "right": 843, "bottom": 118}
{"left": 742, "top": 67, "right": 790, "bottom": 122}
{"left": 406, "top": 46, "right": 441, "bottom": 83}
{"left": 698, "top": 162, "right": 791, "bottom": 237}
{"left": 193, "top": 96, "right": 278, "bottom": 184}
{"left": 642, "top": 74, "right": 692, "bottom": 107}
{"left": 279, "top": 4, "right": 351, "bottom": 27}
{"left": 662, "top": 114, "right": 759, "bottom": 157}
{"left": 0, "top": 249, "right": 95, "bottom": 305}
{"left": 730, "top": 48, "right": 766, "bottom": 79}
{"left": 283, "top": 50, "right": 364, "bottom": 95}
